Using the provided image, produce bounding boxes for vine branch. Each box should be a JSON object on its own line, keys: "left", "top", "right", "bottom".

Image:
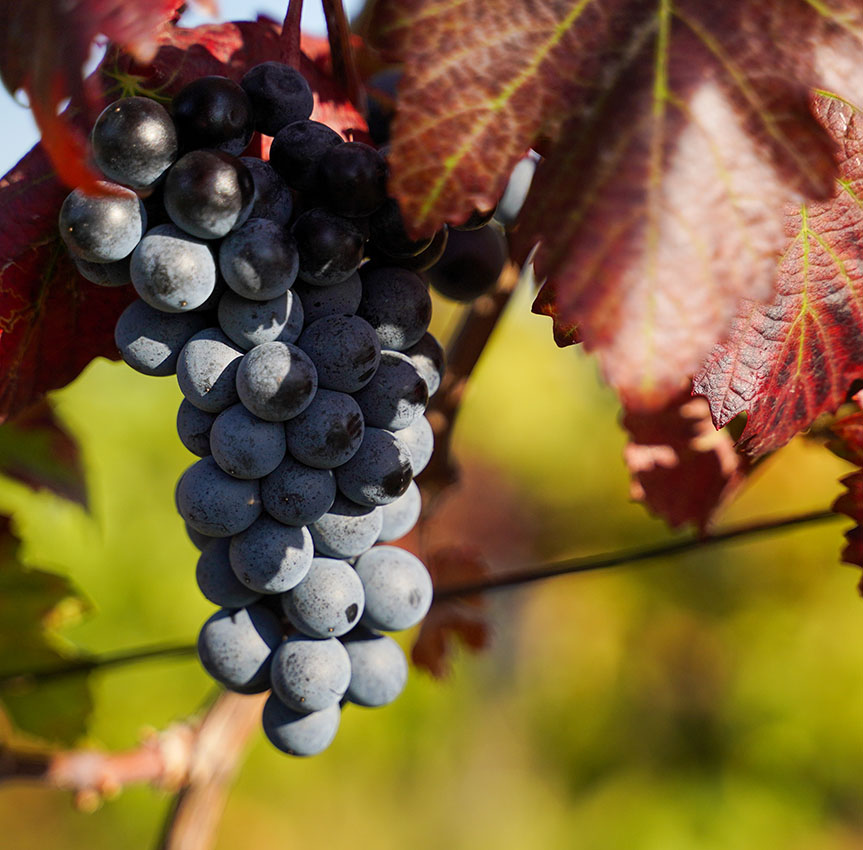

{"left": 280, "top": 0, "right": 303, "bottom": 68}
{"left": 321, "top": 0, "right": 365, "bottom": 114}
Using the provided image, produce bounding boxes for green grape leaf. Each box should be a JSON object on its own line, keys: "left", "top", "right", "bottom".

{"left": 0, "top": 516, "right": 92, "bottom": 744}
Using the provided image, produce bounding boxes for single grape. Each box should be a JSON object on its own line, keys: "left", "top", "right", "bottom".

{"left": 270, "top": 635, "right": 351, "bottom": 712}
{"left": 176, "top": 328, "right": 243, "bottom": 413}
{"left": 355, "top": 545, "right": 433, "bottom": 631}
{"left": 284, "top": 389, "right": 364, "bottom": 469}
{"left": 235, "top": 341, "right": 318, "bottom": 421}
{"left": 219, "top": 218, "right": 299, "bottom": 301}
{"left": 368, "top": 198, "right": 431, "bottom": 258}
{"left": 318, "top": 142, "right": 387, "bottom": 217}
{"left": 241, "top": 157, "right": 294, "bottom": 226}
{"left": 269, "top": 120, "right": 343, "bottom": 192}
{"left": 396, "top": 414, "right": 433, "bottom": 475}
{"left": 229, "top": 514, "right": 314, "bottom": 594}
{"left": 291, "top": 272, "right": 361, "bottom": 325}
{"left": 172, "top": 75, "right": 254, "bottom": 155}
{"left": 357, "top": 266, "right": 431, "bottom": 351}
{"left": 262, "top": 695, "right": 340, "bottom": 756}
{"left": 176, "top": 399, "right": 216, "bottom": 457}
{"left": 130, "top": 223, "right": 217, "bottom": 312}
{"left": 292, "top": 209, "right": 365, "bottom": 286}
{"left": 335, "top": 428, "right": 413, "bottom": 507}
{"left": 353, "top": 350, "right": 428, "bottom": 431}
{"left": 217, "top": 288, "right": 304, "bottom": 350}
{"left": 196, "top": 538, "right": 261, "bottom": 609}
{"left": 176, "top": 455, "right": 261, "bottom": 537}
{"left": 342, "top": 627, "right": 408, "bottom": 707}
{"left": 425, "top": 223, "right": 508, "bottom": 301}
{"left": 197, "top": 604, "right": 282, "bottom": 692}
{"left": 164, "top": 150, "right": 254, "bottom": 239}
{"left": 241, "top": 62, "right": 314, "bottom": 136}
{"left": 91, "top": 96, "right": 178, "bottom": 189}
{"left": 377, "top": 226, "right": 448, "bottom": 273}
{"left": 297, "top": 315, "right": 380, "bottom": 393}
{"left": 185, "top": 522, "right": 215, "bottom": 551}
{"left": 260, "top": 454, "right": 337, "bottom": 526}
{"left": 210, "top": 403, "right": 287, "bottom": 479}
{"left": 310, "top": 493, "right": 383, "bottom": 559}
{"left": 59, "top": 182, "right": 144, "bottom": 263}
{"left": 377, "top": 480, "right": 421, "bottom": 542}
{"left": 74, "top": 255, "right": 131, "bottom": 287}
{"left": 281, "top": 557, "right": 365, "bottom": 638}
{"left": 405, "top": 333, "right": 445, "bottom": 397}
{"left": 114, "top": 300, "right": 208, "bottom": 377}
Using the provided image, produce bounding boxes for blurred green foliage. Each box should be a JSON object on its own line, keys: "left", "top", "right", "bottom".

{"left": 0, "top": 282, "right": 861, "bottom": 849}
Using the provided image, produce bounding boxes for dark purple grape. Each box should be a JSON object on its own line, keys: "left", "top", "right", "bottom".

{"left": 425, "top": 224, "right": 508, "bottom": 301}
{"left": 241, "top": 157, "right": 294, "bottom": 226}
{"left": 241, "top": 62, "right": 314, "bottom": 136}
{"left": 269, "top": 120, "right": 343, "bottom": 192}
{"left": 357, "top": 266, "right": 431, "bottom": 351}
{"left": 59, "top": 183, "right": 144, "bottom": 263}
{"left": 292, "top": 208, "right": 365, "bottom": 286}
{"left": 219, "top": 218, "right": 298, "bottom": 300}
{"left": 171, "top": 75, "right": 254, "bottom": 155}
{"left": 74, "top": 255, "right": 132, "bottom": 287}
{"left": 318, "top": 142, "right": 387, "bottom": 217}
{"left": 368, "top": 198, "right": 431, "bottom": 258}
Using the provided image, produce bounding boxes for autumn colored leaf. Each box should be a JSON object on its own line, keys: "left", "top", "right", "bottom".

{"left": 412, "top": 546, "right": 490, "bottom": 679}
{"left": 0, "top": 516, "right": 92, "bottom": 744}
{"left": 0, "top": 19, "right": 367, "bottom": 422}
{"left": 694, "top": 95, "right": 863, "bottom": 457}
{"left": 0, "top": 399, "right": 87, "bottom": 506}
{"left": 370, "top": 0, "right": 863, "bottom": 413}
{"left": 828, "top": 407, "right": 863, "bottom": 591}
{"left": 623, "top": 392, "right": 747, "bottom": 532}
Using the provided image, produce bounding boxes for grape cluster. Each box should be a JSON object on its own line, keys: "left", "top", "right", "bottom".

{"left": 58, "top": 63, "right": 446, "bottom": 757}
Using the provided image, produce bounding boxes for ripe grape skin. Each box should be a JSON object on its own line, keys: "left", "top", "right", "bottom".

{"left": 377, "top": 480, "right": 421, "bottom": 542}
{"left": 114, "top": 300, "right": 208, "bottom": 377}
{"left": 297, "top": 315, "right": 380, "bottom": 393}
{"left": 291, "top": 272, "right": 362, "bottom": 325}
{"left": 292, "top": 208, "right": 365, "bottom": 286}
{"left": 379, "top": 226, "right": 448, "bottom": 273}
{"left": 176, "top": 328, "right": 243, "bottom": 413}
{"left": 281, "top": 557, "right": 365, "bottom": 638}
{"left": 262, "top": 695, "right": 340, "bottom": 757}
{"left": 425, "top": 223, "right": 508, "bottom": 302}
{"left": 355, "top": 545, "right": 434, "bottom": 632}
{"left": 260, "top": 454, "right": 337, "bottom": 526}
{"left": 219, "top": 218, "right": 299, "bottom": 301}
{"left": 59, "top": 183, "right": 144, "bottom": 263}
{"left": 229, "top": 514, "right": 314, "bottom": 594}
{"left": 171, "top": 75, "right": 254, "bottom": 155}
{"left": 235, "top": 341, "right": 318, "bottom": 422}
{"left": 176, "top": 399, "right": 216, "bottom": 457}
{"left": 269, "top": 120, "right": 343, "bottom": 193}
{"left": 310, "top": 494, "right": 383, "bottom": 559}
{"left": 164, "top": 150, "right": 254, "bottom": 239}
{"left": 176, "top": 455, "right": 261, "bottom": 537}
{"left": 196, "top": 538, "right": 261, "bottom": 609}
{"left": 284, "top": 388, "right": 364, "bottom": 469}
{"left": 335, "top": 428, "right": 413, "bottom": 507}
{"left": 209, "top": 403, "right": 287, "bottom": 479}
{"left": 319, "top": 141, "right": 388, "bottom": 217}
{"left": 342, "top": 627, "right": 408, "bottom": 707}
{"left": 241, "top": 157, "right": 294, "bottom": 227}
{"left": 241, "top": 62, "right": 314, "bottom": 136}
{"left": 270, "top": 635, "right": 351, "bottom": 712}
{"left": 197, "top": 604, "right": 282, "bottom": 692}
{"left": 130, "top": 223, "right": 216, "bottom": 313}
{"left": 91, "top": 96, "right": 178, "bottom": 189}
{"left": 185, "top": 522, "right": 215, "bottom": 551}
{"left": 217, "top": 288, "right": 304, "bottom": 350}
{"left": 353, "top": 350, "right": 429, "bottom": 431}
{"left": 405, "top": 333, "right": 445, "bottom": 398}
{"left": 368, "top": 198, "right": 432, "bottom": 258}
{"left": 396, "top": 414, "right": 434, "bottom": 475}
{"left": 357, "top": 266, "right": 432, "bottom": 351}
{"left": 74, "top": 255, "right": 131, "bottom": 287}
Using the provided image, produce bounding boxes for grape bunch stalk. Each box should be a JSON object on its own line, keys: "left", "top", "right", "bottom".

{"left": 57, "top": 61, "right": 449, "bottom": 757}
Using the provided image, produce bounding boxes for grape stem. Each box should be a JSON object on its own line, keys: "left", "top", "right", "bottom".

{"left": 281, "top": 0, "right": 303, "bottom": 68}
{"left": 321, "top": 0, "right": 366, "bottom": 116}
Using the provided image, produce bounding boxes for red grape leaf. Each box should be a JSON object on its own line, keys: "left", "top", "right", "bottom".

{"left": 370, "top": 0, "right": 862, "bottom": 412}
{"left": 0, "top": 515, "right": 92, "bottom": 744}
{"left": 829, "top": 407, "right": 863, "bottom": 592}
{"left": 623, "top": 392, "right": 748, "bottom": 532}
{"left": 0, "top": 20, "right": 367, "bottom": 421}
{"left": 411, "top": 546, "right": 490, "bottom": 679}
{"left": 694, "top": 94, "right": 863, "bottom": 457}
{"left": 0, "top": 399, "right": 87, "bottom": 506}
{"left": 0, "top": 0, "right": 188, "bottom": 190}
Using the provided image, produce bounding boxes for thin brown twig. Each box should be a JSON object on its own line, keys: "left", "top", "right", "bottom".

{"left": 280, "top": 0, "right": 304, "bottom": 67}
{"left": 321, "top": 0, "right": 366, "bottom": 114}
